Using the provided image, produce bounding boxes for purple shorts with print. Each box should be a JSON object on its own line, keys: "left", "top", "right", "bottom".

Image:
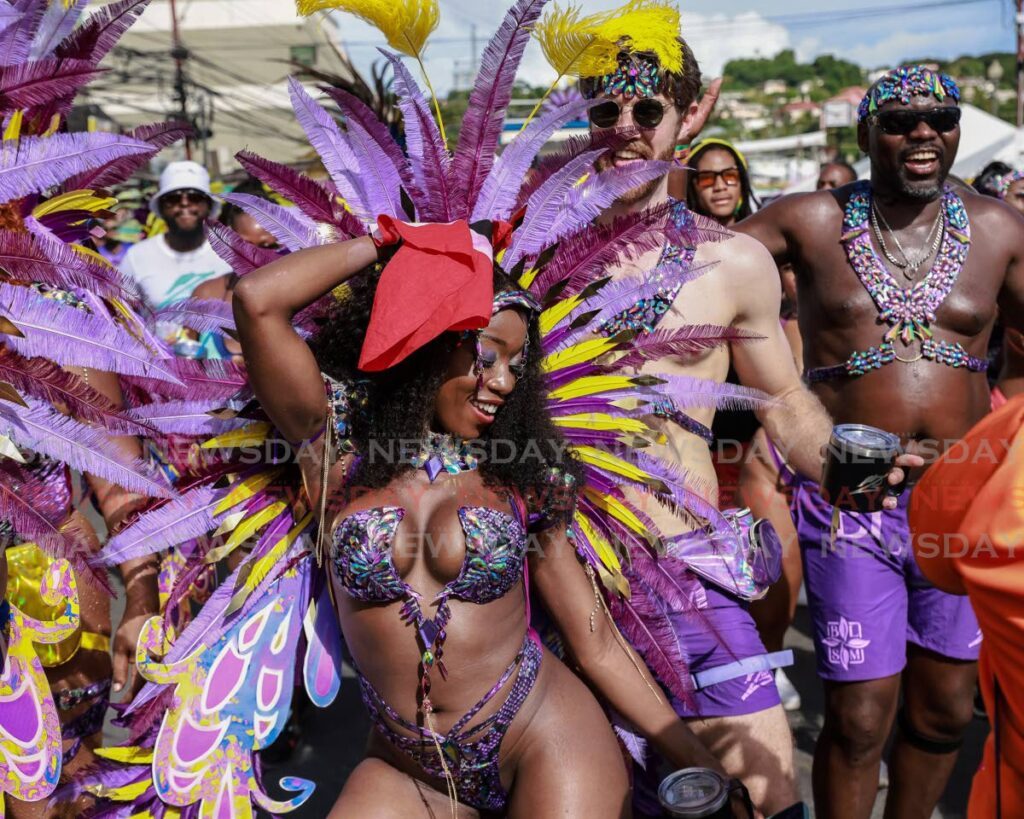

{"left": 791, "top": 478, "right": 981, "bottom": 682}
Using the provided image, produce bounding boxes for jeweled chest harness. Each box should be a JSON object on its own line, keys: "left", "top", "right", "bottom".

{"left": 805, "top": 182, "right": 988, "bottom": 383}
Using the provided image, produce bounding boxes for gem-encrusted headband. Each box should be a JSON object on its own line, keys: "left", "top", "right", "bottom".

{"left": 857, "top": 65, "right": 961, "bottom": 122}
{"left": 491, "top": 289, "right": 541, "bottom": 316}
{"left": 998, "top": 170, "right": 1024, "bottom": 199}
{"left": 586, "top": 52, "right": 663, "bottom": 100}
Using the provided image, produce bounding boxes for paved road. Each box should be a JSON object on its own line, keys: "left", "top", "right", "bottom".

{"left": 255, "top": 606, "right": 987, "bottom": 817}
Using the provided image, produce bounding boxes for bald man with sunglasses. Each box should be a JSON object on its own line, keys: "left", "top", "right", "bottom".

{"left": 738, "top": 66, "right": 1024, "bottom": 819}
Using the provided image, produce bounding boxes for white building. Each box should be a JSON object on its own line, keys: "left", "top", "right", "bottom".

{"left": 81, "top": 0, "right": 353, "bottom": 173}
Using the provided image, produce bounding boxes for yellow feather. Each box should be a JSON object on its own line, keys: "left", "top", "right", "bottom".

{"left": 205, "top": 501, "right": 287, "bottom": 564}
{"left": 213, "top": 467, "right": 283, "bottom": 515}
{"left": 575, "top": 509, "right": 623, "bottom": 574}
{"left": 295, "top": 0, "right": 439, "bottom": 59}
{"left": 583, "top": 486, "right": 656, "bottom": 543}
{"left": 551, "top": 412, "right": 651, "bottom": 435}
{"left": 574, "top": 444, "right": 658, "bottom": 485}
{"left": 95, "top": 746, "right": 154, "bottom": 765}
{"left": 548, "top": 374, "right": 642, "bottom": 401}
{"left": 539, "top": 293, "right": 583, "bottom": 335}
{"left": 33, "top": 190, "right": 117, "bottom": 218}
{"left": 86, "top": 779, "right": 153, "bottom": 801}
{"left": 541, "top": 336, "right": 621, "bottom": 373}
{"left": 535, "top": 0, "right": 683, "bottom": 78}
{"left": 201, "top": 422, "right": 272, "bottom": 450}
{"left": 226, "top": 512, "right": 312, "bottom": 616}
{"left": 3, "top": 110, "right": 22, "bottom": 141}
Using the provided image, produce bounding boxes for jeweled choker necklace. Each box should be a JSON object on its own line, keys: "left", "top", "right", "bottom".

{"left": 411, "top": 432, "right": 479, "bottom": 482}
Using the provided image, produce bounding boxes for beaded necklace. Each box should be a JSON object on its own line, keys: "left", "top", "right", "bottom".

{"left": 806, "top": 181, "right": 988, "bottom": 382}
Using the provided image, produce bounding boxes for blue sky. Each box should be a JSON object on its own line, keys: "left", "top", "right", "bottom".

{"left": 331, "top": 0, "right": 1013, "bottom": 94}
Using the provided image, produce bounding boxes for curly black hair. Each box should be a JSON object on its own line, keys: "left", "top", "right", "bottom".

{"left": 308, "top": 264, "right": 582, "bottom": 510}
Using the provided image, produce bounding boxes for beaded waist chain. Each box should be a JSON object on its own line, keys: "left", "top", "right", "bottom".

{"left": 805, "top": 338, "right": 989, "bottom": 384}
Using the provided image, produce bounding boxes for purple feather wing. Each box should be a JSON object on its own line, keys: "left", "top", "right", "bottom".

{"left": 0, "top": 228, "right": 140, "bottom": 302}
{"left": 0, "top": 282, "right": 181, "bottom": 383}
{"left": 154, "top": 299, "right": 236, "bottom": 335}
{"left": 0, "top": 346, "right": 153, "bottom": 435}
{"left": 55, "top": 0, "right": 151, "bottom": 62}
{"left": 99, "top": 484, "right": 225, "bottom": 564}
{"left": 322, "top": 86, "right": 408, "bottom": 220}
{"left": 221, "top": 193, "right": 323, "bottom": 253}
{"left": 0, "top": 0, "right": 47, "bottom": 67}
{"left": 207, "top": 220, "right": 279, "bottom": 277}
{"left": 0, "top": 396, "right": 173, "bottom": 498}
{"left": 450, "top": 0, "right": 547, "bottom": 218}
{"left": 62, "top": 119, "right": 189, "bottom": 191}
{"left": 287, "top": 77, "right": 368, "bottom": 221}
{"left": 472, "top": 97, "right": 591, "bottom": 223}
{"left": 0, "top": 57, "right": 103, "bottom": 109}
{"left": 235, "top": 150, "right": 337, "bottom": 226}
{"left": 28, "top": 0, "right": 85, "bottom": 59}
{"left": 0, "top": 133, "right": 152, "bottom": 205}
{"left": 379, "top": 51, "right": 452, "bottom": 222}
{"left": 0, "top": 457, "right": 86, "bottom": 557}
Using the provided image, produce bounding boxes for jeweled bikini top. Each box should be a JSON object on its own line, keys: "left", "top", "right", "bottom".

{"left": 805, "top": 182, "right": 988, "bottom": 383}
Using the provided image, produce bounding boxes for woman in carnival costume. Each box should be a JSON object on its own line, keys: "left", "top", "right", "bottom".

{"left": 0, "top": 0, "right": 201, "bottom": 815}
{"left": 76, "top": 0, "right": 776, "bottom": 816}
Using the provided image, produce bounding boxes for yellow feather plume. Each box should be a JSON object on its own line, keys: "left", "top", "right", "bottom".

{"left": 295, "top": 0, "right": 439, "bottom": 60}
{"left": 534, "top": 0, "right": 683, "bottom": 79}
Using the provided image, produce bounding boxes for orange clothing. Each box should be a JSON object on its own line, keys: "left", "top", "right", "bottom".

{"left": 910, "top": 396, "right": 1024, "bottom": 818}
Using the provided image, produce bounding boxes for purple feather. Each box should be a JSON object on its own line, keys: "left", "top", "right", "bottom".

{"left": 451, "top": 0, "right": 547, "bottom": 218}
{"left": 613, "top": 722, "right": 648, "bottom": 767}
{"left": 207, "top": 220, "right": 279, "bottom": 276}
{"left": 630, "top": 450, "right": 725, "bottom": 529}
{"left": 0, "top": 58, "right": 102, "bottom": 109}
{"left": 0, "top": 282, "right": 182, "bottom": 383}
{"left": 0, "top": 228, "right": 140, "bottom": 302}
{"left": 0, "top": 346, "right": 153, "bottom": 435}
{"left": 235, "top": 150, "right": 338, "bottom": 226}
{"left": 0, "top": 457, "right": 85, "bottom": 557}
{"left": 670, "top": 209, "right": 733, "bottom": 247}
{"left": 55, "top": 0, "right": 151, "bottom": 63}
{"left": 28, "top": 0, "right": 85, "bottom": 59}
{"left": 379, "top": 50, "right": 452, "bottom": 221}
{"left": 154, "top": 298, "right": 235, "bottom": 335}
{"left": 516, "top": 127, "right": 636, "bottom": 210}
{"left": 62, "top": 119, "right": 189, "bottom": 191}
{"left": 472, "top": 97, "right": 591, "bottom": 223}
{"left": 530, "top": 207, "right": 666, "bottom": 300}
{"left": 615, "top": 325, "right": 763, "bottom": 369}
{"left": 287, "top": 77, "right": 368, "bottom": 220}
{"left": 125, "top": 357, "right": 247, "bottom": 402}
{"left": 0, "top": 396, "right": 173, "bottom": 498}
{"left": 504, "top": 148, "right": 607, "bottom": 268}
{"left": 100, "top": 484, "right": 225, "bottom": 564}
{"left": 541, "top": 161, "right": 672, "bottom": 256}
{"left": 322, "top": 86, "right": 409, "bottom": 219}
{"left": 657, "top": 374, "right": 771, "bottom": 412}
{"left": 0, "top": 132, "right": 151, "bottom": 205}
{"left": 129, "top": 399, "right": 248, "bottom": 437}
{"left": 609, "top": 588, "right": 694, "bottom": 707}
{"left": 221, "top": 193, "right": 322, "bottom": 253}
{"left": 0, "top": 0, "right": 47, "bottom": 67}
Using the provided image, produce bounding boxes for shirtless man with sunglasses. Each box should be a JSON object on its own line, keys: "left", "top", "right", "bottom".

{"left": 738, "top": 66, "right": 1024, "bottom": 819}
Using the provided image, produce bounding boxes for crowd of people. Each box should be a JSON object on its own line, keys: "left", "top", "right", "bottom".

{"left": 1, "top": 1, "right": 1024, "bottom": 818}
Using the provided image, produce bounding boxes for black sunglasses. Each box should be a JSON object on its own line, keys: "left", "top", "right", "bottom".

{"left": 872, "top": 107, "right": 961, "bottom": 136}
{"left": 160, "top": 188, "right": 211, "bottom": 206}
{"left": 589, "top": 98, "right": 667, "bottom": 130}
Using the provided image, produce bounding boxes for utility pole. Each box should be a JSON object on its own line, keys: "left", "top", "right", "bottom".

{"left": 1017, "top": 0, "right": 1023, "bottom": 126}
{"left": 168, "top": 0, "right": 192, "bottom": 158}
{"left": 470, "top": 24, "right": 478, "bottom": 79}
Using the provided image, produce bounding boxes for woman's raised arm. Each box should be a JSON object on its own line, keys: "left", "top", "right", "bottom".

{"left": 232, "top": 236, "right": 379, "bottom": 443}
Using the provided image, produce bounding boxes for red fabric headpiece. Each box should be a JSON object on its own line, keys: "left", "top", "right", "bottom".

{"left": 358, "top": 216, "right": 512, "bottom": 372}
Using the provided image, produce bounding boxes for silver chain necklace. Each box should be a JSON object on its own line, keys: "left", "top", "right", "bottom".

{"left": 870, "top": 201, "right": 945, "bottom": 278}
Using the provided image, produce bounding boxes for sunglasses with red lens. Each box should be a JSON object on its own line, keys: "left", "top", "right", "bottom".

{"left": 694, "top": 167, "right": 742, "bottom": 190}
{"left": 589, "top": 98, "right": 667, "bottom": 130}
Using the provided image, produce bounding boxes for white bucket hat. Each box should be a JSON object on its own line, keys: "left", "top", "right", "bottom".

{"left": 149, "top": 160, "right": 220, "bottom": 217}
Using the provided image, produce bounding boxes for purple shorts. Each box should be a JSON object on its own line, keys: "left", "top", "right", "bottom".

{"left": 791, "top": 478, "right": 981, "bottom": 682}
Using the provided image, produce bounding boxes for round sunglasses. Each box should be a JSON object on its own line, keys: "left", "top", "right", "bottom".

{"left": 589, "top": 98, "right": 668, "bottom": 130}
{"left": 871, "top": 107, "right": 961, "bottom": 136}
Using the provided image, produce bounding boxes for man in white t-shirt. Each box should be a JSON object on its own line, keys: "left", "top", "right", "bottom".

{"left": 120, "top": 161, "right": 231, "bottom": 311}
